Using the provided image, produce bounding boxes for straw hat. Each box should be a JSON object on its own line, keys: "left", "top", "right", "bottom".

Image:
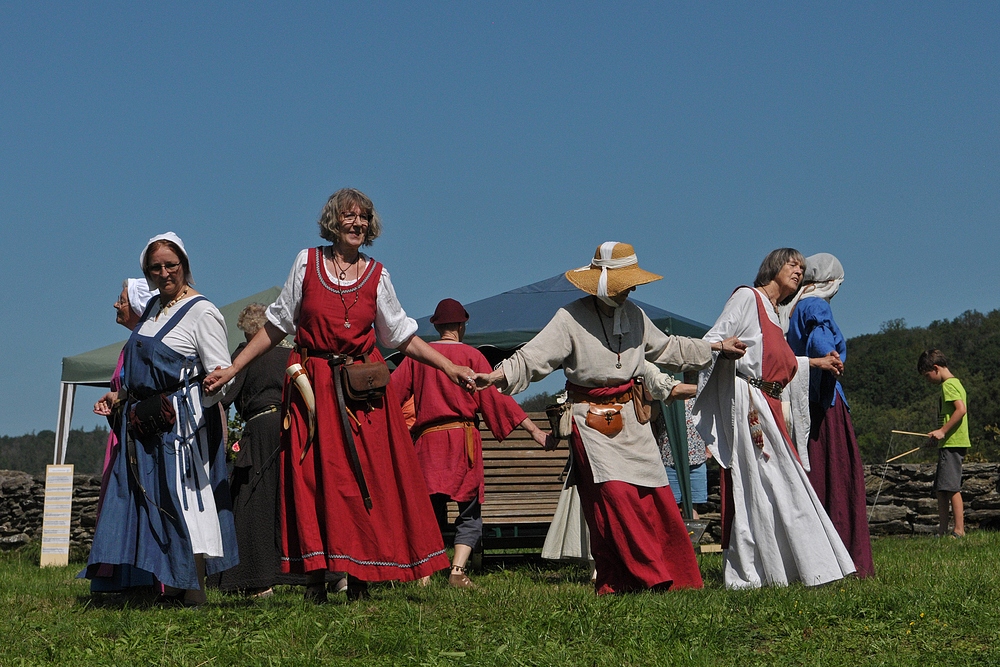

{"left": 565, "top": 242, "right": 662, "bottom": 298}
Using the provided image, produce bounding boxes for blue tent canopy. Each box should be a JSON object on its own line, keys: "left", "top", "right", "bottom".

{"left": 412, "top": 273, "right": 710, "bottom": 349}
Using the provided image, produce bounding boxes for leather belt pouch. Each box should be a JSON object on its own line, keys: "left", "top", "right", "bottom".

{"left": 585, "top": 404, "right": 624, "bottom": 438}
{"left": 341, "top": 356, "right": 390, "bottom": 403}
{"left": 545, "top": 402, "right": 574, "bottom": 439}
{"left": 128, "top": 393, "right": 176, "bottom": 440}
{"left": 632, "top": 380, "right": 653, "bottom": 425}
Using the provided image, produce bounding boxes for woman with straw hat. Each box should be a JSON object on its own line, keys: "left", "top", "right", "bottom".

{"left": 476, "top": 242, "right": 746, "bottom": 594}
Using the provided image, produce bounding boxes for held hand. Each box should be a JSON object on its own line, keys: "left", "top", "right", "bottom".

{"left": 529, "top": 427, "right": 553, "bottom": 449}
{"left": 447, "top": 364, "right": 478, "bottom": 393}
{"left": 928, "top": 429, "right": 946, "bottom": 442}
{"left": 717, "top": 337, "right": 748, "bottom": 360}
{"left": 811, "top": 351, "right": 844, "bottom": 376}
{"left": 93, "top": 391, "right": 117, "bottom": 416}
{"left": 474, "top": 369, "right": 506, "bottom": 391}
{"left": 203, "top": 366, "right": 236, "bottom": 395}
{"left": 542, "top": 433, "right": 558, "bottom": 451}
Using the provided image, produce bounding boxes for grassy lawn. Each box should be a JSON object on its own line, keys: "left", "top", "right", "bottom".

{"left": 2, "top": 534, "right": 1000, "bottom": 666}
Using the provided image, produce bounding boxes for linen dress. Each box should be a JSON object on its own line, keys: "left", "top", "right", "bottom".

{"left": 499, "top": 296, "right": 712, "bottom": 594}
{"left": 786, "top": 296, "right": 874, "bottom": 578}
{"left": 694, "top": 287, "right": 855, "bottom": 589}
{"left": 86, "top": 296, "right": 239, "bottom": 590}
{"left": 268, "top": 247, "right": 449, "bottom": 581}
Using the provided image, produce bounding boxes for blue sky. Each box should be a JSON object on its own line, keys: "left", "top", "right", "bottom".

{"left": 2, "top": 2, "right": 998, "bottom": 436}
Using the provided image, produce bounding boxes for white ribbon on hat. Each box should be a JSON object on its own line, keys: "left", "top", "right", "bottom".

{"left": 591, "top": 241, "right": 634, "bottom": 335}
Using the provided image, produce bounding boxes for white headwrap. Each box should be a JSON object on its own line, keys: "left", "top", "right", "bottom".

{"left": 126, "top": 278, "right": 159, "bottom": 317}
{"left": 779, "top": 253, "right": 845, "bottom": 332}
{"left": 140, "top": 231, "right": 190, "bottom": 291}
{"left": 590, "top": 241, "right": 634, "bottom": 335}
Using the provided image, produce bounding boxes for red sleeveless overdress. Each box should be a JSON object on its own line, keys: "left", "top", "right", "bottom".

{"left": 278, "top": 248, "right": 449, "bottom": 580}
{"left": 720, "top": 287, "right": 799, "bottom": 548}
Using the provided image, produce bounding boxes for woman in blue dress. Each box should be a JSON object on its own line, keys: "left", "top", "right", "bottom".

{"left": 89, "top": 232, "right": 238, "bottom": 606}
{"left": 783, "top": 252, "right": 874, "bottom": 578}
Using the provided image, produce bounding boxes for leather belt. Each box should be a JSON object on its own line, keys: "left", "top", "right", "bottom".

{"left": 295, "top": 346, "right": 372, "bottom": 511}
{"left": 246, "top": 405, "right": 279, "bottom": 423}
{"left": 736, "top": 371, "right": 784, "bottom": 399}
{"left": 567, "top": 390, "right": 632, "bottom": 406}
{"left": 414, "top": 420, "right": 477, "bottom": 467}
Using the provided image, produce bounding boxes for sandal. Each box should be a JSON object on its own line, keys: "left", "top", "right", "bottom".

{"left": 448, "top": 565, "right": 475, "bottom": 590}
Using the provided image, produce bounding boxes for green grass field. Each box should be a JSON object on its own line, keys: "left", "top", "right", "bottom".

{"left": 2, "top": 534, "right": 1000, "bottom": 666}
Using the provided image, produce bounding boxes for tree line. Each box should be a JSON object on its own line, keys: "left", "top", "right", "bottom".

{"left": 2, "top": 309, "right": 998, "bottom": 474}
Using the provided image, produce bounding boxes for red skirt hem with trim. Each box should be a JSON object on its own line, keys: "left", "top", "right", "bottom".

{"left": 570, "top": 425, "right": 703, "bottom": 594}
{"left": 278, "top": 350, "right": 449, "bottom": 581}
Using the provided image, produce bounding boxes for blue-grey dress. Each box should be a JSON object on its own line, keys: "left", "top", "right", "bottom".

{"left": 86, "top": 297, "right": 238, "bottom": 590}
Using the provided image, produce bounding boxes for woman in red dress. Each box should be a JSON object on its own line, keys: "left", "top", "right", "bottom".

{"left": 205, "top": 189, "right": 475, "bottom": 601}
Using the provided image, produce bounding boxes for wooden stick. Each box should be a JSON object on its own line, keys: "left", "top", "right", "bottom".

{"left": 891, "top": 430, "right": 930, "bottom": 438}
{"left": 885, "top": 446, "right": 921, "bottom": 463}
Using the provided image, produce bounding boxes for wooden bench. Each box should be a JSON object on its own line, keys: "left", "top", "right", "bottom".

{"left": 446, "top": 411, "right": 570, "bottom": 554}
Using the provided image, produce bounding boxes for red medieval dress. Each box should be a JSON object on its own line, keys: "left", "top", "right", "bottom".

{"left": 278, "top": 248, "right": 449, "bottom": 581}
{"left": 392, "top": 342, "right": 527, "bottom": 504}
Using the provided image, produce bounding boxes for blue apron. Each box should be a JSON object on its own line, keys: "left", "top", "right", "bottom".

{"left": 86, "top": 297, "right": 238, "bottom": 590}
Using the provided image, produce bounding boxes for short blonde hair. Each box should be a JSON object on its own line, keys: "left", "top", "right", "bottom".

{"left": 317, "top": 188, "right": 382, "bottom": 246}
{"left": 237, "top": 303, "right": 268, "bottom": 337}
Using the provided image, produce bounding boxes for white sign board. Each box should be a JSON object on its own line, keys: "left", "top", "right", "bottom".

{"left": 39, "top": 464, "right": 74, "bottom": 567}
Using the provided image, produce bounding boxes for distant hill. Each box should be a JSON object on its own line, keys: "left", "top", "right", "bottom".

{"left": 0, "top": 427, "right": 109, "bottom": 475}
{"left": 3, "top": 311, "right": 998, "bottom": 473}
{"left": 843, "top": 310, "right": 1000, "bottom": 463}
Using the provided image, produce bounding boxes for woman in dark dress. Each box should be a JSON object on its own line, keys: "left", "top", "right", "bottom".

{"left": 213, "top": 304, "right": 292, "bottom": 596}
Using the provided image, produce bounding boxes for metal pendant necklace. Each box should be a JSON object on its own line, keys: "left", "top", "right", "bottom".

{"left": 329, "top": 249, "right": 361, "bottom": 328}
{"left": 593, "top": 297, "right": 623, "bottom": 369}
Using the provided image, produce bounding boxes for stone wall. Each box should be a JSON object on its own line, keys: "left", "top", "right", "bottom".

{"left": 0, "top": 470, "right": 101, "bottom": 551}
{"left": 2, "top": 465, "right": 999, "bottom": 552}
{"left": 696, "top": 463, "right": 1000, "bottom": 543}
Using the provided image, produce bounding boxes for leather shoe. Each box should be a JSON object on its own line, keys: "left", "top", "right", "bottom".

{"left": 448, "top": 567, "right": 475, "bottom": 589}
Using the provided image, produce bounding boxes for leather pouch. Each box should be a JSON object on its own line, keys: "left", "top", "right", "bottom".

{"left": 585, "top": 404, "right": 624, "bottom": 438}
{"left": 545, "top": 401, "right": 574, "bottom": 440}
{"left": 128, "top": 393, "right": 176, "bottom": 441}
{"left": 632, "top": 379, "right": 653, "bottom": 425}
{"left": 341, "top": 355, "right": 390, "bottom": 403}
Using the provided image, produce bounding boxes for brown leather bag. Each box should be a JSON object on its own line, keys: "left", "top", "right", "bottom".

{"left": 632, "top": 379, "right": 653, "bottom": 424}
{"left": 341, "top": 355, "right": 391, "bottom": 403}
{"left": 585, "top": 404, "right": 624, "bottom": 438}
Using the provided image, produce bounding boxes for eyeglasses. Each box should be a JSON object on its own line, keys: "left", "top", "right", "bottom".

{"left": 147, "top": 262, "right": 182, "bottom": 274}
{"left": 341, "top": 212, "right": 371, "bottom": 224}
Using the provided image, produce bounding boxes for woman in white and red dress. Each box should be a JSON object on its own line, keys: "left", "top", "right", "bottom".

{"left": 694, "top": 248, "right": 856, "bottom": 589}
{"left": 476, "top": 242, "right": 747, "bottom": 594}
{"left": 205, "top": 189, "right": 474, "bottom": 601}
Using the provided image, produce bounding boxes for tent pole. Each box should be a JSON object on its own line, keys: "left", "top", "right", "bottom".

{"left": 53, "top": 382, "right": 75, "bottom": 465}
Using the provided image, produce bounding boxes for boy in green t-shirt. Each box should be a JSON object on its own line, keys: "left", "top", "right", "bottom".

{"left": 918, "top": 349, "right": 970, "bottom": 537}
